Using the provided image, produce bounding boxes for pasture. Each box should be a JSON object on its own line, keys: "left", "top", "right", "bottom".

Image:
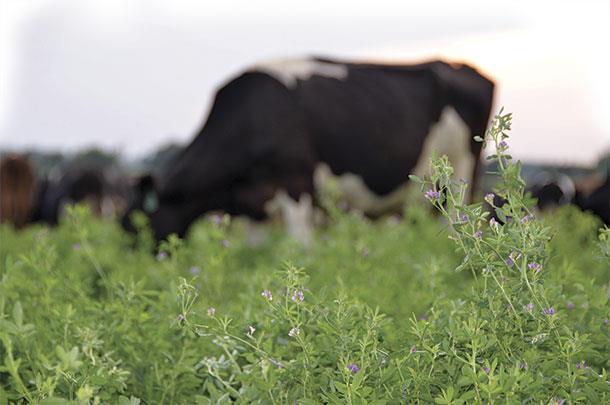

{"left": 1, "top": 114, "right": 609, "bottom": 403}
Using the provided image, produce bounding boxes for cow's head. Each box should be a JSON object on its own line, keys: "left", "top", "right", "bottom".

{"left": 121, "top": 174, "right": 185, "bottom": 241}
{"left": 122, "top": 173, "right": 232, "bottom": 242}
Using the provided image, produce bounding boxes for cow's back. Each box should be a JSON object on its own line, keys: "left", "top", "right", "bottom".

{"left": 293, "top": 61, "right": 443, "bottom": 195}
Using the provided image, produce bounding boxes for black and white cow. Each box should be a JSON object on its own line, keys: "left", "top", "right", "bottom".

{"left": 122, "top": 57, "right": 495, "bottom": 244}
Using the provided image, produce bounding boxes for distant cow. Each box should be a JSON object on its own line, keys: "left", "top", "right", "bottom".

{"left": 524, "top": 169, "right": 608, "bottom": 225}
{"left": 529, "top": 172, "right": 576, "bottom": 210}
{"left": 35, "top": 168, "right": 115, "bottom": 225}
{"left": 0, "top": 155, "right": 36, "bottom": 229}
{"left": 123, "top": 57, "right": 495, "bottom": 244}
{"left": 574, "top": 169, "right": 609, "bottom": 225}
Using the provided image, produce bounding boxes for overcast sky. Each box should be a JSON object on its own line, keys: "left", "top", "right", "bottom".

{"left": 1, "top": 0, "right": 609, "bottom": 166}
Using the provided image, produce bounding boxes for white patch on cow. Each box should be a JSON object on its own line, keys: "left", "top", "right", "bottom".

{"left": 101, "top": 196, "right": 115, "bottom": 218}
{"left": 265, "top": 190, "right": 313, "bottom": 246}
{"left": 314, "top": 163, "right": 410, "bottom": 216}
{"left": 252, "top": 58, "right": 348, "bottom": 89}
{"left": 410, "top": 106, "right": 474, "bottom": 188}
{"left": 313, "top": 107, "right": 473, "bottom": 216}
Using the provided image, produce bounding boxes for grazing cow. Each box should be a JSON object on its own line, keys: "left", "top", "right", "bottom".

{"left": 35, "top": 168, "right": 112, "bottom": 225}
{"left": 574, "top": 168, "right": 609, "bottom": 225}
{"left": 122, "top": 57, "right": 495, "bottom": 244}
{"left": 515, "top": 169, "right": 608, "bottom": 226}
{"left": 0, "top": 155, "right": 36, "bottom": 229}
{"left": 529, "top": 172, "right": 576, "bottom": 210}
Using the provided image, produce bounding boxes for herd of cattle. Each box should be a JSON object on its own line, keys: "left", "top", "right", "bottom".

{"left": 1, "top": 57, "right": 608, "bottom": 244}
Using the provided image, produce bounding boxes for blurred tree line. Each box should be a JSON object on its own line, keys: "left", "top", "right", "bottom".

{"left": 2, "top": 144, "right": 607, "bottom": 186}
{"left": 1, "top": 142, "right": 184, "bottom": 180}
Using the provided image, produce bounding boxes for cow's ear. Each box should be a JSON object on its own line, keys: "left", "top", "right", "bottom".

{"left": 137, "top": 174, "right": 159, "bottom": 213}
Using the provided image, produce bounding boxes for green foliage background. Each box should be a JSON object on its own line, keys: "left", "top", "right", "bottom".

{"left": 1, "top": 202, "right": 608, "bottom": 403}
{"left": 1, "top": 113, "right": 609, "bottom": 403}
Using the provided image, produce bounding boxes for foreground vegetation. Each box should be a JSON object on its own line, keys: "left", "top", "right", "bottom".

{"left": 1, "top": 113, "right": 609, "bottom": 403}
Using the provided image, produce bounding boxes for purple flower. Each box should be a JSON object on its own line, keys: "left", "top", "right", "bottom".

{"left": 474, "top": 230, "right": 483, "bottom": 239}
{"left": 207, "top": 307, "right": 216, "bottom": 316}
{"left": 72, "top": 243, "right": 81, "bottom": 250}
{"left": 410, "top": 345, "right": 417, "bottom": 354}
{"left": 261, "top": 289, "right": 273, "bottom": 301}
{"left": 190, "top": 266, "right": 201, "bottom": 276}
{"left": 505, "top": 257, "right": 515, "bottom": 267}
{"left": 288, "top": 327, "right": 300, "bottom": 337}
{"left": 418, "top": 313, "right": 428, "bottom": 321}
{"left": 528, "top": 262, "right": 542, "bottom": 274}
{"left": 484, "top": 193, "right": 495, "bottom": 205}
{"left": 483, "top": 366, "right": 490, "bottom": 375}
{"left": 178, "top": 314, "right": 185, "bottom": 322}
{"left": 525, "top": 303, "right": 534, "bottom": 312}
{"left": 575, "top": 360, "right": 588, "bottom": 370}
{"left": 459, "top": 178, "right": 470, "bottom": 185}
{"left": 460, "top": 213, "right": 469, "bottom": 223}
{"left": 498, "top": 140, "right": 508, "bottom": 151}
{"left": 221, "top": 239, "right": 231, "bottom": 248}
{"left": 489, "top": 217, "right": 500, "bottom": 231}
{"left": 521, "top": 214, "right": 533, "bottom": 224}
{"left": 424, "top": 189, "right": 440, "bottom": 201}
{"left": 211, "top": 214, "right": 222, "bottom": 225}
{"left": 338, "top": 200, "right": 349, "bottom": 211}
{"left": 554, "top": 399, "right": 565, "bottom": 405}
{"left": 362, "top": 248, "right": 370, "bottom": 258}
{"left": 347, "top": 363, "right": 360, "bottom": 373}
{"left": 604, "top": 318, "right": 608, "bottom": 326}
{"left": 543, "top": 307, "right": 556, "bottom": 316}
{"left": 566, "top": 301, "right": 575, "bottom": 310}
{"left": 156, "top": 251, "right": 168, "bottom": 261}
{"left": 291, "top": 290, "right": 305, "bottom": 303}
{"left": 519, "top": 362, "right": 527, "bottom": 370}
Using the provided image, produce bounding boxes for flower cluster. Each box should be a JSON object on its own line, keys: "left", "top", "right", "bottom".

{"left": 347, "top": 363, "right": 360, "bottom": 374}
{"left": 528, "top": 262, "right": 542, "bottom": 274}
{"left": 543, "top": 307, "right": 556, "bottom": 316}
{"left": 288, "top": 327, "right": 300, "bottom": 337}
{"left": 424, "top": 189, "right": 440, "bottom": 201}
{"left": 291, "top": 290, "right": 305, "bottom": 303}
{"left": 261, "top": 289, "right": 273, "bottom": 301}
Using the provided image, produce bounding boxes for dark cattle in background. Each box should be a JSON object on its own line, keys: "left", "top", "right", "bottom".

{"left": 529, "top": 172, "right": 575, "bottom": 210}
{"left": 35, "top": 168, "right": 112, "bottom": 225}
{"left": 0, "top": 155, "right": 36, "bottom": 229}
{"left": 574, "top": 168, "right": 609, "bottom": 225}
{"left": 493, "top": 168, "right": 609, "bottom": 226}
{"left": 123, "top": 57, "right": 495, "bottom": 244}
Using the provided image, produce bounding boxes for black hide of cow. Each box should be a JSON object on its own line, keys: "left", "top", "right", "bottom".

{"left": 123, "top": 58, "right": 495, "bottom": 241}
{"left": 574, "top": 172, "right": 610, "bottom": 225}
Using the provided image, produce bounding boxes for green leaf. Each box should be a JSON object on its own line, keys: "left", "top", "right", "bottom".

{"left": 12, "top": 302, "right": 23, "bottom": 328}
{"left": 334, "top": 382, "right": 348, "bottom": 394}
{"left": 408, "top": 174, "right": 423, "bottom": 183}
{"left": 40, "top": 398, "right": 69, "bottom": 405}
{"left": 118, "top": 396, "right": 142, "bottom": 405}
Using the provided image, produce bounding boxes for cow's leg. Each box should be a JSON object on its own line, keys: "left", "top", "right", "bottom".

{"left": 273, "top": 191, "right": 313, "bottom": 247}
{"left": 244, "top": 218, "right": 269, "bottom": 247}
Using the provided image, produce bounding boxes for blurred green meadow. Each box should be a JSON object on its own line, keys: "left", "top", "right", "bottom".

{"left": 1, "top": 200, "right": 608, "bottom": 403}
{"left": 1, "top": 111, "right": 610, "bottom": 404}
